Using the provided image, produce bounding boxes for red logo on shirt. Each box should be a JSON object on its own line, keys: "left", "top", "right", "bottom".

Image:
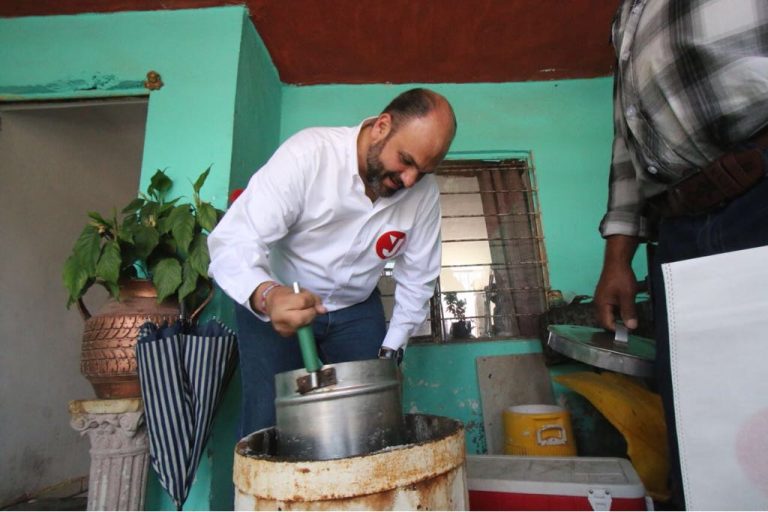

{"left": 376, "top": 231, "right": 407, "bottom": 259}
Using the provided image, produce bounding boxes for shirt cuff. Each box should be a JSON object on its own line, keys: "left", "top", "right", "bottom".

{"left": 599, "top": 211, "right": 649, "bottom": 239}
{"left": 381, "top": 325, "right": 410, "bottom": 351}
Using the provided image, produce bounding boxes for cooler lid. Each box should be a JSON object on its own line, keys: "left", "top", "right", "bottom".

{"left": 547, "top": 325, "right": 655, "bottom": 378}
{"left": 466, "top": 455, "right": 646, "bottom": 499}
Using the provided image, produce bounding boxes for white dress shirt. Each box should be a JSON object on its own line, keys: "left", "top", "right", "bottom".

{"left": 207, "top": 120, "right": 442, "bottom": 350}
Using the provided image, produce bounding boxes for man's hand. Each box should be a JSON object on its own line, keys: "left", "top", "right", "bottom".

{"left": 250, "top": 283, "right": 327, "bottom": 337}
{"left": 594, "top": 235, "right": 641, "bottom": 331}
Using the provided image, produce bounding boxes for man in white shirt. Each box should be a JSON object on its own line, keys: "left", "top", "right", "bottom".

{"left": 208, "top": 88, "right": 457, "bottom": 435}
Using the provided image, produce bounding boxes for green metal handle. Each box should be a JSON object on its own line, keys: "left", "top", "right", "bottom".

{"left": 297, "top": 325, "right": 321, "bottom": 373}
{"left": 293, "top": 282, "right": 322, "bottom": 373}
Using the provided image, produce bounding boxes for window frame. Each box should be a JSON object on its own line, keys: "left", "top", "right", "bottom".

{"left": 382, "top": 152, "right": 551, "bottom": 344}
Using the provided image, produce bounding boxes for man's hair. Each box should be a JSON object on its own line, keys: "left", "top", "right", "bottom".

{"left": 382, "top": 88, "right": 457, "bottom": 137}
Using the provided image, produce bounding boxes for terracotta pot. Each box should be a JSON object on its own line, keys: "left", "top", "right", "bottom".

{"left": 77, "top": 280, "right": 180, "bottom": 399}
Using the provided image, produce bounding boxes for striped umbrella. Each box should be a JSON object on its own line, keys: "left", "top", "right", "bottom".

{"left": 137, "top": 318, "right": 237, "bottom": 510}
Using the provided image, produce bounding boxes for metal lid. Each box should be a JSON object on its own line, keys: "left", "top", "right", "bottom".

{"left": 547, "top": 325, "right": 656, "bottom": 378}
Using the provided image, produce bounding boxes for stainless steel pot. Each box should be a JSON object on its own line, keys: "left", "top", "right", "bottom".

{"left": 274, "top": 358, "right": 405, "bottom": 461}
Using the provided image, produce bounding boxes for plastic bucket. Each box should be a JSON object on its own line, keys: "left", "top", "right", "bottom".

{"left": 503, "top": 404, "right": 577, "bottom": 456}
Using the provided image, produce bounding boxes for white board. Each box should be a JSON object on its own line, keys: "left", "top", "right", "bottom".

{"left": 663, "top": 245, "right": 768, "bottom": 510}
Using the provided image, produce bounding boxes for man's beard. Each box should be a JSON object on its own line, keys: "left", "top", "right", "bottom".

{"left": 365, "top": 138, "right": 403, "bottom": 199}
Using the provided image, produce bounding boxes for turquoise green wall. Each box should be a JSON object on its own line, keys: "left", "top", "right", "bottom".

{"left": 229, "top": 17, "right": 283, "bottom": 191}
{"left": 401, "top": 340, "right": 542, "bottom": 453}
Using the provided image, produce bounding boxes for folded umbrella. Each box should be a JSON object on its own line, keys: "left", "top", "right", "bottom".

{"left": 137, "top": 318, "right": 237, "bottom": 510}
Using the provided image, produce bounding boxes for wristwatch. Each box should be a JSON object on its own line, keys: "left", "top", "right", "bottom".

{"left": 378, "top": 347, "right": 404, "bottom": 365}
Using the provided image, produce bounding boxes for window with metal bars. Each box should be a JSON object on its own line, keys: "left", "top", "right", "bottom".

{"left": 379, "top": 155, "right": 550, "bottom": 343}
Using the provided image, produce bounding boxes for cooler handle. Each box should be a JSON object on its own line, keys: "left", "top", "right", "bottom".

{"left": 587, "top": 488, "right": 612, "bottom": 511}
{"left": 536, "top": 424, "right": 568, "bottom": 446}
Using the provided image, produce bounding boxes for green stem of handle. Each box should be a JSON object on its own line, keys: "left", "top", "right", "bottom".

{"left": 292, "top": 282, "right": 322, "bottom": 372}
{"left": 296, "top": 325, "right": 320, "bottom": 373}
{"left": 297, "top": 325, "right": 321, "bottom": 372}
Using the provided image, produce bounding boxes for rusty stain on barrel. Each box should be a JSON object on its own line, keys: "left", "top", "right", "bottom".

{"left": 233, "top": 414, "right": 468, "bottom": 510}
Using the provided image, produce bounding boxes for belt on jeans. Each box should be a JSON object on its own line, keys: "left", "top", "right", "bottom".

{"left": 644, "top": 126, "right": 768, "bottom": 220}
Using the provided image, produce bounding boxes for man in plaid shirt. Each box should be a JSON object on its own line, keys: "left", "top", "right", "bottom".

{"left": 594, "top": 0, "right": 768, "bottom": 507}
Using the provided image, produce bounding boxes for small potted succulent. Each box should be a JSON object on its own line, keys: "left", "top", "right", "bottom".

{"left": 444, "top": 291, "right": 473, "bottom": 339}
{"left": 62, "top": 168, "right": 224, "bottom": 398}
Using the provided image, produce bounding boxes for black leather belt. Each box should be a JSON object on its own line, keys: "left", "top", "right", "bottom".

{"left": 645, "top": 126, "right": 768, "bottom": 220}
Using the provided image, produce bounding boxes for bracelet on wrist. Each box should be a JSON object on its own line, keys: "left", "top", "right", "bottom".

{"left": 259, "top": 282, "right": 281, "bottom": 313}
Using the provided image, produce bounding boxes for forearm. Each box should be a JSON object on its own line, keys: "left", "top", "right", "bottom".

{"left": 594, "top": 234, "right": 642, "bottom": 330}
{"left": 382, "top": 278, "right": 437, "bottom": 350}
{"left": 603, "top": 234, "right": 640, "bottom": 268}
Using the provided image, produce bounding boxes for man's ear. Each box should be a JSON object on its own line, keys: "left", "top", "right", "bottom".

{"left": 371, "top": 113, "right": 392, "bottom": 142}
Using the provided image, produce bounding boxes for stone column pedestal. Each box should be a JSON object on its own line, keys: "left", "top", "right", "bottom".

{"left": 69, "top": 398, "right": 149, "bottom": 511}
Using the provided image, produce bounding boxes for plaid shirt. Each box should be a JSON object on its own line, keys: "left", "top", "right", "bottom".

{"left": 600, "top": 0, "right": 768, "bottom": 239}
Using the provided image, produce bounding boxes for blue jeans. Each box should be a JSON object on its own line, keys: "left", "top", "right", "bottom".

{"left": 651, "top": 175, "right": 768, "bottom": 507}
{"left": 234, "top": 288, "right": 387, "bottom": 437}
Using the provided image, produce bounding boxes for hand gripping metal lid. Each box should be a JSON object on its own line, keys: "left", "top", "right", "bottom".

{"left": 546, "top": 324, "right": 656, "bottom": 378}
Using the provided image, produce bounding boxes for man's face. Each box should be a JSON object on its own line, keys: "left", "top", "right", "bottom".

{"left": 364, "top": 114, "right": 450, "bottom": 199}
{"left": 365, "top": 135, "right": 402, "bottom": 198}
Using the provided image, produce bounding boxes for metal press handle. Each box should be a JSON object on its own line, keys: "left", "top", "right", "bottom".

{"left": 614, "top": 321, "right": 629, "bottom": 344}
{"left": 293, "top": 282, "right": 322, "bottom": 373}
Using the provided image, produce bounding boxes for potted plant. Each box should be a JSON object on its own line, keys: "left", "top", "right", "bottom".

{"left": 444, "top": 291, "right": 473, "bottom": 339}
{"left": 62, "top": 168, "right": 224, "bottom": 398}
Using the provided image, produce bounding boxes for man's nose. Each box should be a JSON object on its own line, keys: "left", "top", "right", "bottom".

{"left": 401, "top": 168, "right": 419, "bottom": 188}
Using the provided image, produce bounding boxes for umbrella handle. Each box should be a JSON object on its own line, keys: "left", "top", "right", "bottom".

{"left": 189, "top": 285, "right": 215, "bottom": 323}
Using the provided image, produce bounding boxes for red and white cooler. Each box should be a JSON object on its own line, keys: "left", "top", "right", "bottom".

{"left": 467, "top": 455, "right": 652, "bottom": 511}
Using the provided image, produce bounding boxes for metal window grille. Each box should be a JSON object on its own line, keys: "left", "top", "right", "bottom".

{"left": 380, "top": 155, "right": 550, "bottom": 343}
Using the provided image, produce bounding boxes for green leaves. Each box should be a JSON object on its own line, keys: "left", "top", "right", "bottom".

{"left": 62, "top": 254, "right": 90, "bottom": 307}
{"left": 197, "top": 203, "right": 218, "bottom": 232}
{"left": 61, "top": 168, "right": 221, "bottom": 315}
{"left": 62, "top": 225, "right": 101, "bottom": 305}
{"left": 132, "top": 225, "right": 161, "bottom": 260}
{"left": 148, "top": 170, "right": 173, "bottom": 201}
{"left": 122, "top": 197, "right": 145, "bottom": 214}
{"left": 168, "top": 205, "right": 195, "bottom": 253}
{"left": 152, "top": 258, "right": 182, "bottom": 303}
{"left": 443, "top": 291, "right": 467, "bottom": 320}
{"left": 193, "top": 166, "right": 210, "bottom": 195}
{"left": 188, "top": 233, "right": 211, "bottom": 277}
{"left": 72, "top": 225, "right": 101, "bottom": 274}
{"left": 178, "top": 260, "right": 199, "bottom": 301}
{"left": 95, "top": 240, "right": 121, "bottom": 291}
